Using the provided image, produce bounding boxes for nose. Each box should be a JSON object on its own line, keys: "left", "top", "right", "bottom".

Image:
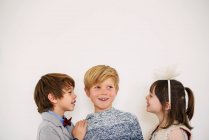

{"left": 73, "top": 92, "right": 77, "bottom": 98}
{"left": 101, "top": 88, "right": 108, "bottom": 94}
{"left": 145, "top": 95, "right": 148, "bottom": 100}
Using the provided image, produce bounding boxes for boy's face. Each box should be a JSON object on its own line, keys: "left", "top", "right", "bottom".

{"left": 52, "top": 86, "right": 77, "bottom": 116}
{"left": 86, "top": 78, "right": 117, "bottom": 113}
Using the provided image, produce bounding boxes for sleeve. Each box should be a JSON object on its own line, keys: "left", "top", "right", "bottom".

{"left": 129, "top": 115, "right": 144, "bottom": 140}
{"left": 38, "top": 126, "right": 61, "bottom": 140}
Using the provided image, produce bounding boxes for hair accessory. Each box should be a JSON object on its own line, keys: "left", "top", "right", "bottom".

{"left": 154, "top": 65, "right": 180, "bottom": 80}
{"left": 154, "top": 66, "right": 180, "bottom": 107}
{"left": 184, "top": 89, "right": 189, "bottom": 110}
{"left": 168, "top": 80, "right": 171, "bottom": 105}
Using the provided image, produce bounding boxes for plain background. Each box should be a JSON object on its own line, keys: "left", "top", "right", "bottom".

{"left": 1, "top": 0, "right": 209, "bottom": 140}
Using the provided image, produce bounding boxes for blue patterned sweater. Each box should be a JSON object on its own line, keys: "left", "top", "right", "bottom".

{"left": 84, "top": 108, "right": 144, "bottom": 140}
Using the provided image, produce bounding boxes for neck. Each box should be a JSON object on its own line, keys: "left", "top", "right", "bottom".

{"left": 51, "top": 107, "right": 65, "bottom": 117}
{"left": 94, "top": 107, "right": 112, "bottom": 113}
{"left": 156, "top": 112, "right": 168, "bottom": 129}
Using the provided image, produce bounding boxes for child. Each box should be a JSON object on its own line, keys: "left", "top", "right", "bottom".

{"left": 34, "top": 73, "right": 87, "bottom": 140}
{"left": 83, "top": 65, "right": 144, "bottom": 140}
{"left": 146, "top": 79, "right": 195, "bottom": 140}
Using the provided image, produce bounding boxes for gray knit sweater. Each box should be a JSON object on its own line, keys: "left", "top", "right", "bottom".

{"left": 84, "top": 108, "right": 144, "bottom": 140}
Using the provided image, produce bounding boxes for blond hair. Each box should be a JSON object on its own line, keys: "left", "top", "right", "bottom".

{"left": 84, "top": 65, "right": 119, "bottom": 91}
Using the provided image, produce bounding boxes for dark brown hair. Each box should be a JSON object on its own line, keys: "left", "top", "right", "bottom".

{"left": 150, "top": 80, "right": 194, "bottom": 136}
{"left": 34, "top": 73, "right": 75, "bottom": 113}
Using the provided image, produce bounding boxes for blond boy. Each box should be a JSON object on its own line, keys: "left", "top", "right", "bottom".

{"left": 83, "top": 65, "right": 144, "bottom": 140}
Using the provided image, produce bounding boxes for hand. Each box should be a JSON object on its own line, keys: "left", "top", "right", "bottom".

{"left": 72, "top": 120, "right": 88, "bottom": 140}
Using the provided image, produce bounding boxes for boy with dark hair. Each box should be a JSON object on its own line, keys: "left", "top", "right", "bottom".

{"left": 34, "top": 73, "right": 87, "bottom": 140}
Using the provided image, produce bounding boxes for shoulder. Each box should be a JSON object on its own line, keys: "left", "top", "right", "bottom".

{"left": 37, "top": 122, "right": 58, "bottom": 137}
{"left": 39, "top": 112, "right": 65, "bottom": 133}
{"left": 168, "top": 128, "right": 187, "bottom": 140}
{"left": 38, "top": 120, "right": 57, "bottom": 132}
{"left": 37, "top": 123, "right": 62, "bottom": 140}
{"left": 168, "top": 125, "right": 191, "bottom": 140}
{"left": 117, "top": 109, "right": 138, "bottom": 119}
{"left": 114, "top": 109, "right": 139, "bottom": 123}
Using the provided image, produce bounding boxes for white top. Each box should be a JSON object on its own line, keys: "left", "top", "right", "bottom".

{"left": 150, "top": 124, "right": 191, "bottom": 140}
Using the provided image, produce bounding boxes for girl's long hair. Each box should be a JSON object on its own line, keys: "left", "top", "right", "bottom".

{"left": 150, "top": 80, "right": 194, "bottom": 138}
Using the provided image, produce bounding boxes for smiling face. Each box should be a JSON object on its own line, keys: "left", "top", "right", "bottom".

{"left": 146, "top": 88, "right": 163, "bottom": 116}
{"left": 50, "top": 86, "right": 77, "bottom": 116}
{"left": 86, "top": 78, "right": 117, "bottom": 113}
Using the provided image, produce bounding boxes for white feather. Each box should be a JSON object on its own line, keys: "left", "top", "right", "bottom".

{"left": 153, "top": 65, "right": 180, "bottom": 80}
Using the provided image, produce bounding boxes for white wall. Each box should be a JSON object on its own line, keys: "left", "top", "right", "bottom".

{"left": 1, "top": 1, "right": 209, "bottom": 139}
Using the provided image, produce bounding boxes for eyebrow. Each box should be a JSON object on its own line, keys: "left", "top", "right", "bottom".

{"left": 107, "top": 84, "right": 114, "bottom": 86}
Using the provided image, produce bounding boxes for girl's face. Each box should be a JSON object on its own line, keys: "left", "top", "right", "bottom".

{"left": 86, "top": 78, "right": 117, "bottom": 113}
{"left": 146, "top": 88, "right": 163, "bottom": 115}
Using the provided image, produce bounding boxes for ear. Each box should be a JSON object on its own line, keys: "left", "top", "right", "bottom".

{"left": 165, "top": 102, "right": 171, "bottom": 110}
{"left": 48, "top": 93, "right": 57, "bottom": 103}
{"left": 85, "top": 88, "right": 90, "bottom": 97}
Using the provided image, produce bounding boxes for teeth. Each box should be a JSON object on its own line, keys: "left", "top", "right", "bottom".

{"left": 99, "top": 98, "right": 107, "bottom": 101}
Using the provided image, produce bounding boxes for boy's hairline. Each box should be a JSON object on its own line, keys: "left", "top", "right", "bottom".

{"left": 84, "top": 77, "right": 119, "bottom": 90}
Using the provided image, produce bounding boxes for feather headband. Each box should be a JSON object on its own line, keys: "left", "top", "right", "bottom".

{"left": 154, "top": 66, "right": 180, "bottom": 106}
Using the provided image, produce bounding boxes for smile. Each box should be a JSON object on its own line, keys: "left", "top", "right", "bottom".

{"left": 98, "top": 98, "right": 109, "bottom": 101}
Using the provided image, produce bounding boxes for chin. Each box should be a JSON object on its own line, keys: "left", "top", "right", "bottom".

{"left": 68, "top": 107, "right": 74, "bottom": 111}
{"left": 146, "top": 108, "right": 151, "bottom": 112}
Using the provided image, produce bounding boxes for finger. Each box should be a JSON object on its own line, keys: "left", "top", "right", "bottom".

{"left": 74, "top": 120, "right": 87, "bottom": 128}
{"left": 81, "top": 120, "right": 87, "bottom": 127}
{"left": 81, "top": 120, "right": 87, "bottom": 126}
{"left": 75, "top": 121, "right": 83, "bottom": 127}
{"left": 77, "top": 121, "right": 85, "bottom": 128}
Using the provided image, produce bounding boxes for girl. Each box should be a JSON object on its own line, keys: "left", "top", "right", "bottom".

{"left": 146, "top": 79, "right": 194, "bottom": 140}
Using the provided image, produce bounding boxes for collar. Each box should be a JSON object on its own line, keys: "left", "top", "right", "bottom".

{"left": 86, "top": 107, "right": 115, "bottom": 120}
{"left": 48, "top": 111, "right": 65, "bottom": 124}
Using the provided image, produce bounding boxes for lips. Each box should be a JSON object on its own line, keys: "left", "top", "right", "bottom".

{"left": 146, "top": 102, "right": 150, "bottom": 107}
{"left": 98, "top": 98, "right": 109, "bottom": 101}
{"left": 72, "top": 100, "right": 76, "bottom": 104}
